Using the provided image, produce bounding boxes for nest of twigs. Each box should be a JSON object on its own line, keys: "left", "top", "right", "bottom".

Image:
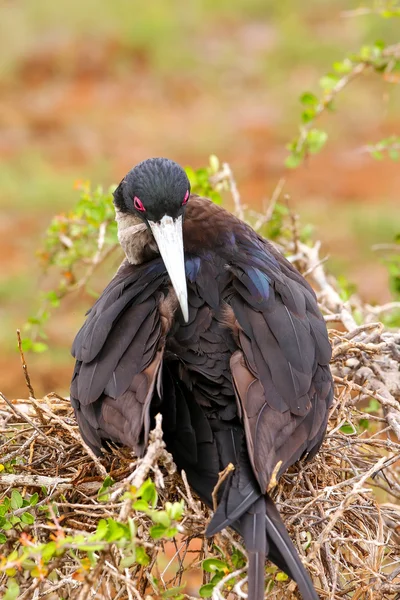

{"left": 1, "top": 196, "right": 400, "bottom": 599}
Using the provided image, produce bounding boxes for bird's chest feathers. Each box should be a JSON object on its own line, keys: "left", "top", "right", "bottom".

{"left": 116, "top": 210, "right": 158, "bottom": 265}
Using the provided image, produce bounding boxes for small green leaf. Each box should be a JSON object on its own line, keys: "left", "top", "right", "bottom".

{"left": 199, "top": 583, "right": 216, "bottom": 598}
{"left": 319, "top": 74, "right": 339, "bottom": 91}
{"left": 105, "top": 519, "right": 127, "bottom": 542}
{"left": 276, "top": 571, "right": 289, "bottom": 581}
{"left": 163, "top": 526, "right": 178, "bottom": 538}
{"left": 340, "top": 422, "right": 356, "bottom": 435}
{"left": 135, "top": 546, "right": 150, "bottom": 566}
{"left": 165, "top": 501, "right": 185, "bottom": 521}
{"left": 149, "top": 524, "right": 167, "bottom": 539}
{"left": 21, "top": 338, "right": 33, "bottom": 352}
{"left": 285, "top": 154, "right": 303, "bottom": 169}
{"left": 371, "top": 150, "right": 384, "bottom": 160}
{"left": 301, "top": 108, "right": 316, "bottom": 123}
{"left": 301, "top": 531, "right": 313, "bottom": 550}
{"left": 32, "top": 342, "right": 48, "bottom": 353}
{"left": 300, "top": 92, "right": 318, "bottom": 106}
{"left": 133, "top": 500, "right": 150, "bottom": 512}
{"left": 202, "top": 558, "right": 228, "bottom": 573}
{"left": 97, "top": 475, "right": 115, "bottom": 502}
{"left": 0, "top": 533, "right": 7, "bottom": 543}
{"left": 359, "top": 418, "right": 369, "bottom": 430}
{"left": 11, "top": 490, "right": 23, "bottom": 510}
{"left": 21, "top": 512, "right": 35, "bottom": 525}
{"left": 150, "top": 510, "right": 171, "bottom": 528}
{"left": 161, "top": 585, "right": 186, "bottom": 598}
{"left": 41, "top": 541, "right": 58, "bottom": 562}
{"left": 94, "top": 518, "right": 109, "bottom": 540}
{"left": 29, "top": 493, "right": 39, "bottom": 506}
{"left": 4, "top": 580, "right": 19, "bottom": 600}
{"left": 365, "top": 399, "right": 380, "bottom": 413}
{"left": 307, "top": 129, "right": 328, "bottom": 154}
{"left": 137, "top": 479, "right": 158, "bottom": 507}
{"left": 333, "top": 59, "right": 352, "bottom": 74}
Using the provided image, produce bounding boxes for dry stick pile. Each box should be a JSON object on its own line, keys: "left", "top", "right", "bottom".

{"left": 1, "top": 173, "right": 400, "bottom": 599}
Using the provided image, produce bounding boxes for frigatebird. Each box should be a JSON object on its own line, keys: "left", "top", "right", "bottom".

{"left": 70, "top": 157, "right": 333, "bottom": 600}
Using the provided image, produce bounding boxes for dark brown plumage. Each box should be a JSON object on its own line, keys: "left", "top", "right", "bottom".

{"left": 70, "top": 158, "right": 333, "bottom": 600}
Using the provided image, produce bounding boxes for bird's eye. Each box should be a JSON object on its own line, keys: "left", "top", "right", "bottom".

{"left": 182, "top": 190, "right": 189, "bottom": 205}
{"left": 133, "top": 196, "right": 146, "bottom": 212}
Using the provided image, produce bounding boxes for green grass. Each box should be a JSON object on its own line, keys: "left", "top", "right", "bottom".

{"left": 0, "top": 153, "right": 112, "bottom": 212}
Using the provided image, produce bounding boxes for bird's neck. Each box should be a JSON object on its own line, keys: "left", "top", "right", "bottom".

{"left": 115, "top": 209, "right": 157, "bottom": 265}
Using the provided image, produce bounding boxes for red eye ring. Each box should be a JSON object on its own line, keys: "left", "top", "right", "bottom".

{"left": 182, "top": 190, "right": 189, "bottom": 205}
{"left": 134, "top": 196, "right": 146, "bottom": 212}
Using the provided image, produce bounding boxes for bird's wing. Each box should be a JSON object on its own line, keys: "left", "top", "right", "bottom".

{"left": 70, "top": 259, "right": 171, "bottom": 456}
{"left": 228, "top": 240, "right": 333, "bottom": 492}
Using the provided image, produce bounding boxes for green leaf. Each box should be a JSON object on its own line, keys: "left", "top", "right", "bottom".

{"left": 165, "top": 501, "right": 185, "bottom": 521}
{"left": 41, "top": 541, "right": 58, "bottom": 562}
{"left": 149, "top": 524, "right": 167, "bottom": 539}
{"left": 94, "top": 518, "right": 109, "bottom": 540}
{"left": 97, "top": 476, "right": 115, "bottom": 502}
{"left": 340, "top": 422, "right": 356, "bottom": 435}
{"left": 150, "top": 510, "right": 171, "bottom": 528}
{"left": 133, "top": 500, "right": 150, "bottom": 513}
{"left": 276, "top": 571, "right": 289, "bottom": 581}
{"left": 389, "top": 149, "right": 399, "bottom": 161}
{"left": 137, "top": 479, "right": 158, "bottom": 507}
{"left": 11, "top": 490, "right": 23, "bottom": 510}
{"left": 163, "top": 526, "right": 178, "bottom": 538}
{"left": 371, "top": 150, "right": 384, "bottom": 160}
{"left": 0, "top": 533, "right": 7, "bottom": 543}
{"left": 231, "top": 549, "right": 246, "bottom": 569}
{"left": 301, "top": 108, "right": 316, "bottom": 123}
{"left": 32, "top": 342, "right": 48, "bottom": 353}
{"left": 301, "top": 531, "right": 313, "bottom": 550}
{"left": 300, "top": 92, "right": 318, "bottom": 106}
{"left": 307, "top": 129, "right": 328, "bottom": 154}
{"left": 285, "top": 153, "right": 303, "bottom": 169}
{"left": 333, "top": 59, "right": 352, "bottom": 74}
{"left": 199, "top": 583, "right": 216, "bottom": 598}
{"left": 29, "top": 493, "right": 39, "bottom": 506}
{"left": 319, "top": 74, "right": 339, "bottom": 91}
{"left": 105, "top": 519, "right": 127, "bottom": 542}
{"left": 135, "top": 546, "right": 150, "bottom": 566}
{"left": 4, "top": 580, "right": 19, "bottom": 600}
{"left": 21, "top": 512, "right": 35, "bottom": 525}
{"left": 202, "top": 558, "right": 228, "bottom": 573}
{"left": 365, "top": 399, "right": 380, "bottom": 413}
{"left": 21, "top": 338, "right": 33, "bottom": 352}
{"left": 162, "top": 585, "right": 186, "bottom": 598}
{"left": 359, "top": 418, "right": 369, "bottom": 430}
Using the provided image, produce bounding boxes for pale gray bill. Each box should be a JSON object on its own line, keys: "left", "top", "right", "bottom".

{"left": 149, "top": 215, "right": 189, "bottom": 322}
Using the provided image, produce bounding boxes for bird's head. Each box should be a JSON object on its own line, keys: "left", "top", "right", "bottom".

{"left": 114, "top": 157, "right": 191, "bottom": 322}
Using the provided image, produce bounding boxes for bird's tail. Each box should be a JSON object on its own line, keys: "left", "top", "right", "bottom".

{"left": 263, "top": 493, "right": 319, "bottom": 600}
{"left": 206, "top": 479, "right": 319, "bottom": 600}
{"left": 239, "top": 496, "right": 267, "bottom": 600}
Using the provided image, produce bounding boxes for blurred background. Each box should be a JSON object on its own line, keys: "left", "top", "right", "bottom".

{"left": 1, "top": 0, "right": 399, "bottom": 399}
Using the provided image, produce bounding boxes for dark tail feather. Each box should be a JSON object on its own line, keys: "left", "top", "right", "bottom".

{"left": 264, "top": 494, "right": 319, "bottom": 600}
{"left": 239, "top": 497, "right": 267, "bottom": 600}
